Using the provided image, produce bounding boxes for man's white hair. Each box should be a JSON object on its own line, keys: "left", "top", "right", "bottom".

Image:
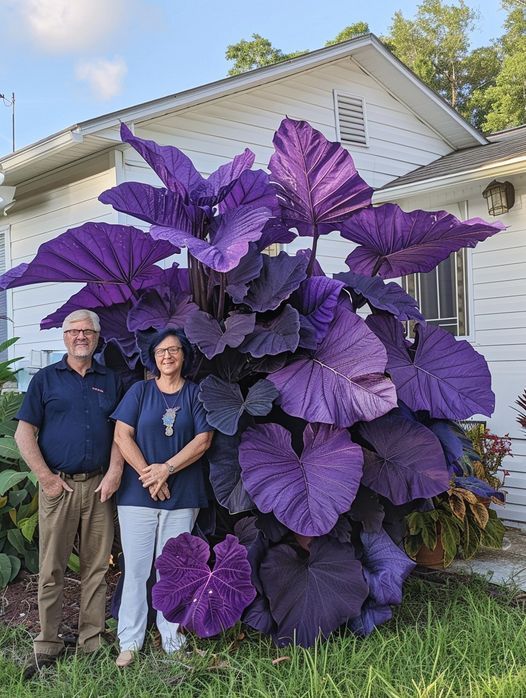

{"left": 62, "top": 309, "right": 101, "bottom": 332}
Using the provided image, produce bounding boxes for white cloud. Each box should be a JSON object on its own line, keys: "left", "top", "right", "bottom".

{"left": 17, "top": 0, "right": 128, "bottom": 53}
{"left": 75, "top": 57, "right": 127, "bottom": 101}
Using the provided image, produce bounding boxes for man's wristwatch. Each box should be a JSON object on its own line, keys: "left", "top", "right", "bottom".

{"left": 166, "top": 463, "right": 176, "bottom": 475}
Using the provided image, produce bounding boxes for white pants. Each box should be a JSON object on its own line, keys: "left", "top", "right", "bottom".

{"left": 117, "top": 505, "right": 199, "bottom": 653}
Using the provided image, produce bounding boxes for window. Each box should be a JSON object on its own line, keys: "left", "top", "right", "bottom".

{"left": 403, "top": 250, "right": 469, "bottom": 336}
{"left": 333, "top": 91, "right": 368, "bottom": 147}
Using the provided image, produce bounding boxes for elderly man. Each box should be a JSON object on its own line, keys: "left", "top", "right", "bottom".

{"left": 15, "top": 309, "right": 123, "bottom": 676}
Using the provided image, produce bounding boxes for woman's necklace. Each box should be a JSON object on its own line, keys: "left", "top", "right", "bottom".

{"left": 157, "top": 380, "right": 184, "bottom": 436}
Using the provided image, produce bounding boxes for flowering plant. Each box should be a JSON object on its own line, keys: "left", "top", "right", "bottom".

{"left": 465, "top": 426, "right": 512, "bottom": 492}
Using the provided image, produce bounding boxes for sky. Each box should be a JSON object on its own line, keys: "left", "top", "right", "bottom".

{"left": 0, "top": 0, "right": 508, "bottom": 156}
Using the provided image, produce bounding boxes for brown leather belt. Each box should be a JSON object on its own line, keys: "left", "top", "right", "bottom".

{"left": 53, "top": 468, "right": 104, "bottom": 482}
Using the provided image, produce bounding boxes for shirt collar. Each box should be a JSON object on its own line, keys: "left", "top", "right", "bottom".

{"left": 55, "top": 354, "right": 107, "bottom": 374}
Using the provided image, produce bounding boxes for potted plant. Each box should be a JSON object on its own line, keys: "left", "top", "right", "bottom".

{"left": 404, "top": 484, "right": 506, "bottom": 568}
{"left": 463, "top": 425, "right": 511, "bottom": 499}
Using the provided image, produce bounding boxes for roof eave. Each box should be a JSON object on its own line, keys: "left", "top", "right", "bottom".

{"left": 373, "top": 155, "right": 526, "bottom": 202}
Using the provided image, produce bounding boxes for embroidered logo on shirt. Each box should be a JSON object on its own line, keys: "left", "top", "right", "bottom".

{"left": 92, "top": 387, "right": 105, "bottom": 393}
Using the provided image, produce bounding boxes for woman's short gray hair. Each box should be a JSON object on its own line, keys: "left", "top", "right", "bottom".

{"left": 62, "top": 309, "right": 101, "bottom": 332}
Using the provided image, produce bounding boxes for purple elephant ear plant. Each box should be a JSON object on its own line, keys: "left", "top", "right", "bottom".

{"left": 0, "top": 118, "right": 504, "bottom": 647}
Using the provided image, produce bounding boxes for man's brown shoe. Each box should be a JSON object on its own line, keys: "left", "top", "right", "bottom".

{"left": 22, "top": 652, "right": 62, "bottom": 680}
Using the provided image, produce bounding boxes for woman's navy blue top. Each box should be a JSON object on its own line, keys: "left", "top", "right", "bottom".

{"left": 111, "top": 379, "right": 212, "bottom": 510}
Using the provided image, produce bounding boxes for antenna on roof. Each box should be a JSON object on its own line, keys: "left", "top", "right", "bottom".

{"left": 0, "top": 93, "right": 15, "bottom": 153}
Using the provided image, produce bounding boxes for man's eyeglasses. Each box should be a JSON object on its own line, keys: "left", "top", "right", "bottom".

{"left": 154, "top": 346, "right": 183, "bottom": 358}
{"left": 64, "top": 329, "right": 99, "bottom": 337}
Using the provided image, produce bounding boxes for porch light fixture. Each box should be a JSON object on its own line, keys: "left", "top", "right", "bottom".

{"left": 482, "top": 180, "right": 515, "bottom": 216}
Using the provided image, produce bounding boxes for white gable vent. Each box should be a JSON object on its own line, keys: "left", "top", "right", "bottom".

{"left": 334, "top": 91, "right": 368, "bottom": 147}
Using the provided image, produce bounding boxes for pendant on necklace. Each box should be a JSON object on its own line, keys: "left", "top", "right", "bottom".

{"left": 162, "top": 406, "right": 180, "bottom": 437}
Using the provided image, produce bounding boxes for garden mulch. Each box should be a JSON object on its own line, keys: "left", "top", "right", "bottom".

{"left": 0, "top": 567, "right": 120, "bottom": 637}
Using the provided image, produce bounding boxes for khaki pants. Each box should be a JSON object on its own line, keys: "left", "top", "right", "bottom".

{"left": 35, "top": 473, "right": 113, "bottom": 656}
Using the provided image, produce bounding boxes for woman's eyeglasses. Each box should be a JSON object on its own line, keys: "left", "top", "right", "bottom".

{"left": 154, "top": 346, "right": 183, "bottom": 358}
{"left": 64, "top": 329, "right": 99, "bottom": 337}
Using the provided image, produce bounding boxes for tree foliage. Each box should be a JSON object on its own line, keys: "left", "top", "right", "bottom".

{"left": 225, "top": 34, "right": 305, "bottom": 76}
{"left": 224, "top": 1, "right": 525, "bottom": 132}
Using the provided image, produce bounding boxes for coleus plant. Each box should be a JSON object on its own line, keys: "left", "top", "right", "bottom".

{"left": 0, "top": 118, "right": 505, "bottom": 646}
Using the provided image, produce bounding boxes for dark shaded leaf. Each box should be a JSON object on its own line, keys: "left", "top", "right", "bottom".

{"left": 359, "top": 413, "right": 450, "bottom": 505}
{"left": 243, "top": 252, "right": 308, "bottom": 312}
{"left": 260, "top": 537, "right": 368, "bottom": 647}
{"left": 186, "top": 312, "right": 256, "bottom": 360}
{"left": 238, "top": 305, "right": 300, "bottom": 358}
{"left": 199, "top": 376, "right": 278, "bottom": 435}
{"left": 334, "top": 270, "right": 424, "bottom": 322}
{"left": 208, "top": 433, "right": 254, "bottom": 514}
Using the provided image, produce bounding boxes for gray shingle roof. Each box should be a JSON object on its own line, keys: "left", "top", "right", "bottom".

{"left": 381, "top": 125, "right": 526, "bottom": 190}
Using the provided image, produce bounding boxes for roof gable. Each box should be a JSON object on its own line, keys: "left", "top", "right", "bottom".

{"left": 0, "top": 34, "right": 486, "bottom": 186}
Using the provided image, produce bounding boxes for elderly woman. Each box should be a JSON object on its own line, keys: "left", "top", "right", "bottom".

{"left": 111, "top": 328, "right": 213, "bottom": 667}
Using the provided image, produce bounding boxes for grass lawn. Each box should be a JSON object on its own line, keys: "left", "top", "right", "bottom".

{"left": 1, "top": 574, "right": 525, "bottom": 698}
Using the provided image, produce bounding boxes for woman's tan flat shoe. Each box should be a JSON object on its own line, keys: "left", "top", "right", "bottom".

{"left": 115, "top": 650, "right": 134, "bottom": 668}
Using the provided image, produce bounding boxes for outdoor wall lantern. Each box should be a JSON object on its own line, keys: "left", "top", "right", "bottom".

{"left": 482, "top": 179, "right": 515, "bottom": 216}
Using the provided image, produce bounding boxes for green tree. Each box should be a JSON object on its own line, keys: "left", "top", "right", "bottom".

{"left": 388, "top": 0, "right": 479, "bottom": 109}
{"left": 481, "top": 1, "right": 526, "bottom": 131}
{"left": 225, "top": 34, "right": 305, "bottom": 76}
{"left": 325, "top": 22, "right": 370, "bottom": 46}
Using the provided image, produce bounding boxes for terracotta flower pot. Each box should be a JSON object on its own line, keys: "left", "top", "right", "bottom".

{"left": 415, "top": 531, "right": 446, "bottom": 569}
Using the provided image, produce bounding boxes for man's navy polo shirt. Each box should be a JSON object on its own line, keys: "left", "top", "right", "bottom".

{"left": 16, "top": 355, "right": 123, "bottom": 474}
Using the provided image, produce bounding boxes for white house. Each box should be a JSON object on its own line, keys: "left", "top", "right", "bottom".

{"left": 0, "top": 34, "right": 524, "bottom": 523}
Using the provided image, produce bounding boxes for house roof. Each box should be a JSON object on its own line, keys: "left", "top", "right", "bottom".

{"left": 378, "top": 125, "right": 526, "bottom": 198}
{"left": 0, "top": 33, "right": 486, "bottom": 188}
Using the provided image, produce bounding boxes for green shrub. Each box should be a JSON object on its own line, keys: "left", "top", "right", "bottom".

{"left": 0, "top": 391, "right": 39, "bottom": 586}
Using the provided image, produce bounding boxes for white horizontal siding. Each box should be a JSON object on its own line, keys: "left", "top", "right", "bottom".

{"left": 7, "top": 163, "right": 117, "bottom": 358}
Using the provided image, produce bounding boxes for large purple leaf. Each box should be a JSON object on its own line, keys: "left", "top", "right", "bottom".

{"left": 0, "top": 223, "right": 176, "bottom": 291}
{"left": 291, "top": 276, "right": 344, "bottom": 343}
{"left": 239, "top": 422, "right": 364, "bottom": 536}
{"left": 268, "top": 303, "right": 397, "bottom": 427}
{"left": 367, "top": 315, "right": 495, "bottom": 419}
{"left": 192, "top": 149, "right": 255, "bottom": 206}
{"left": 198, "top": 376, "right": 278, "bottom": 435}
{"left": 208, "top": 433, "right": 255, "bottom": 513}
{"left": 150, "top": 205, "right": 270, "bottom": 273}
{"left": 243, "top": 252, "right": 308, "bottom": 312}
{"left": 40, "top": 282, "right": 134, "bottom": 330}
{"left": 127, "top": 288, "right": 198, "bottom": 333}
{"left": 238, "top": 305, "right": 300, "bottom": 358}
{"left": 121, "top": 124, "right": 255, "bottom": 206}
{"left": 269, "top": 118, "right": 373, "bottom": 236}
{"left": 120, "top": 122, "right": 203, "bottom": 198}
{"left": 153, "top": 533, "right": 256, "bottom": 638}
{"left": 186, "top": 311, "right": 256, "bottom": 359}
{"left": 334, "top": 270, "right": 424, "bottom": 322}
{"left": 219, "top": 169, "right": 279, "bottom": 215}
{"left": 259, "top": 537, "right": 368, "bottom": 647}
{"left": 360, "top": 529, "right": 415, "bottom": 606}
{"left": 359, "top": 413, "right": 450, "bottom": 504}
{"left": 99, "top": 181, "right": 204, "bottom": 230}
{"left": 342, "top": 203, "right": 505, "bottom": 278}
